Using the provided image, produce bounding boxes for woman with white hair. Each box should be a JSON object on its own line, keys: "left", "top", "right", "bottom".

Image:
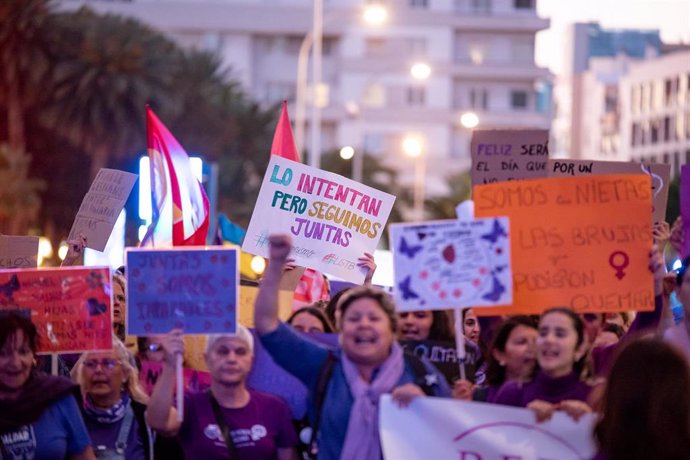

{"left": 146, "top": 325, "right": 298, "bottom": 460}
{"left": 72, "top": 338, "right": 153, "bottom": 459}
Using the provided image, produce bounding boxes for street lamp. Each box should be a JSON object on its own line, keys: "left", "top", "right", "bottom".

{"left": 295, "top": 3, "right": 388, "bottom": 166}
{"left": 460, "top": 111, "right": 479, "bottom": 129}
{"left": 410, "top": 62, "right": 432, "bottom": 81}
{"left": 402, "top": 134, "right": 426, "bottom": 221}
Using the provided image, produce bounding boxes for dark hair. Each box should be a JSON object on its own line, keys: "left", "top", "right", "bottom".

{"left": 676, "top": 256, "right": 690, "bottom": 286}
{"left": 540, "top": 308, "right": 586, "bottom": 373}
{"left": 0, "top": 312, "right": 39, "bottom": 354}
{"left": 595, "top": 339, "right": 690, "bottom": 459}
{"left": 601, "top": 322, "right": 625, "bottom": 339}
{"left": 485, "top": 316, "right": 538, "bottom": 386}
{"left": 338, "top": 286, "right": 398, "bottom": 332}
{"left": 287, "top": 305, "right": 335, "bottom": 333}
{"left": 398, "top": 310, "right": 454, "bottom": 342}
{"left": 325, "top": 288, "right": 351, "bottom": 329}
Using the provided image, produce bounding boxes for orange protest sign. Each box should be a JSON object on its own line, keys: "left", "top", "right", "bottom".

{"left": 0, "top": 267, "right": 113, "bottom": 353}
{"left": 473, "top": 174, "right": 654, "bottom": 314}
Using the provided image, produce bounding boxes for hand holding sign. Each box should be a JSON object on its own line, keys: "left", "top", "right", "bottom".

{"left": 61, "top": 233, "right": 87, "bottom": 267}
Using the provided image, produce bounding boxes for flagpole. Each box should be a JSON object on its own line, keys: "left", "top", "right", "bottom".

{"left": 310, "top": 0, "right": 323, "bottom": 169}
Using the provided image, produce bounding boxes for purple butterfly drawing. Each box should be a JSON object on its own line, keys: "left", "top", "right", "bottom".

{"left": 85, "top": 298, "right": 108, "bottom": 316}
{"left": 399, "top": 237, "right": 423, "bottom": 259}
{"left": 482, "top": 275, "right": 506, "bottom": 302}
{"left": 0, "top": 275, "right": 20, "bottom": 304}
{"left": 398, "top": 276, "right": 420, "bottom": 300}
{"left": 480, "top": 219, "right": 507, "bottom": 244}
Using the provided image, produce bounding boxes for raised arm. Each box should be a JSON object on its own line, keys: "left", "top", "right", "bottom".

{"left": 61, "top": 234, "right": 87, "bottom": 267}
{"left": 145, "top": 329, "right": 183, "bottom": 436}
{"left": 357, "top": 252, "right": 377, "bottom": 286}
{"left": 254, "top": 234, "right": 292, "bottom": 335}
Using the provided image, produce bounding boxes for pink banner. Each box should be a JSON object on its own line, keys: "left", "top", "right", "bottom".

{"left": 139, "top": 361, "right": 212, "bottom": 395}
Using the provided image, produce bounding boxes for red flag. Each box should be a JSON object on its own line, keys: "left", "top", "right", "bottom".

{"left": 271, "top": 100, "right": 300, "bottom": 162}
{"left": 142, "top": 107, "right": 210, "bottom": 247}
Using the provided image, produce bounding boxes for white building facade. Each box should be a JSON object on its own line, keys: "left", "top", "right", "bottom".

{"left": 620, "top": 50, "right": 690, "bottom": 176}
{"left": 61, "top": 0, "right": 551, "bottom": 193}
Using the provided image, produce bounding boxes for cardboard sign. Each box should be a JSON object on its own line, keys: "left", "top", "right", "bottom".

{"left": 126, "top": 247, "right": 239, "bottom": 335}
{"left": 0, "top": 267, "right": 112, "bottom": 353}
{"left": 139, "top": 361, "right": 212, "bottom": 395}
{"left": 474, "top": 175, "right": 654, "bottom": 314}
{"left": 389, "top": 218, "right": 512, "bottom": 311}
{"left": 470, "top": 129, "right": 549, "bottom": 186}
{"left": 380, "top": 396, "right": 596, "bottom": 460}
{"left": 0, "top": 235, "right": 38, "bottom": 268}
{"left": 238, "top": 284, "right": 294, "bottom": 328}
{"left": 68, "top": 168, "right": 138, "bottom": 251}
{"left": 682, "top": 165, "right": 690, "bottom": 259}
{"left": 242, "top": 156, "right": 395, "bottom": 283}
{"left": 549, "top": 159, "right": 671, "bottom": 224}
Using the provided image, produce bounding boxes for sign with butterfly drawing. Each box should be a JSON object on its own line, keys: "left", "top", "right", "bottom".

{"left": 389, "top": 218, "right": 512, "bottom": 312}
{"left": 0, "top": 267, "right": 112, "bottom": 353}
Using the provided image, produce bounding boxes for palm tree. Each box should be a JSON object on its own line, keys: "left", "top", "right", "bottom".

{"left": 41, "top": 7, "right": 180, "bottom": 179}
{"left": 0, "top": 144, "right": 45, "bottom": 234}
{"left": 425, "top": 171, "right": 472, "bottom": 220}
{"left": 0, "top": 0, "right": 53, "bottom": 153}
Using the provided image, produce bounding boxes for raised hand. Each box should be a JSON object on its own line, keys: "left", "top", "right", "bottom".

{"left": 357, "top": 252, "right": 377, "bottom": 286}
{"left": 61, "top": 233, "right": 87, "bottom": 267}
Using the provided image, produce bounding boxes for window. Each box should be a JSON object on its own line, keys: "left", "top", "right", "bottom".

{"left": 514, "top": 0, "right": 533, "bottom": 9}
{"left": 363, "top": 83, "right": 386, "bottom": 107}
{"left": 409, "top": 0, "right": 429, "bottom": 9}
{"left": 511, "top": 90, "right": 529, "bottom": 109}
{"left": 363, "top": 132, "right": 385, "bottom": 155}
{"left": 407, "top": 38, "right": 427, "bottom": 57}
{"left": 365, "top": 38, "right": 386, "bottom": 57}
{"left": 470, "top": 0, "right": 492, "bottom": 14}
{"left": 469, "top": 88, "right": 489, "bottom": 109}
{"left": 406, "top": 87, "right": 426, "bottom": 106}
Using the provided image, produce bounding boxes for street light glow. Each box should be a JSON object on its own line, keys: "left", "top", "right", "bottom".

{"left": 402, "top": 135, "right": 424, "bottom": 158}
{"left": 250, "top": 256, "right": 266, "bottom": 275}
{"left": 340, "top": 146, "right": 355, "bottom": 160}
{"left": 460, "top": 112, "right": 480, "bottom": 129}
{"left": 410, "top": 62, "right": 431, "bottom": 80}
{"left": 363, "top": 4, "right": 388, "bottom": 26}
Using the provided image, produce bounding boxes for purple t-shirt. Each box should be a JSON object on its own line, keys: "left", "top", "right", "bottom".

{"left": 178, "top": 389, "right": 298, "bottom": 460}
{"left": 493, "top": 371, "right": 591, "bottom": 407}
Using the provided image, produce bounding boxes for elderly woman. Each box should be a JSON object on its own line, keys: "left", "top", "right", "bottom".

{"left": 72, "top": 338, "right": 152, "bottom": 460}
{"left": 145, "top": 325, "right": 298, "bottom": 460}
{"left": 254, "top": 235, "right": 451, "bottom": 460}
{"left": 0, "top": 312, "right": 94, "bottom": 459}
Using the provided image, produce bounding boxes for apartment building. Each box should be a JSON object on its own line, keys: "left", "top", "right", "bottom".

{"left": 61, "top": 0, "right": 551, "bottom": 193}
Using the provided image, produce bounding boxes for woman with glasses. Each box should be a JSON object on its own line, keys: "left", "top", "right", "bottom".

{"left": 72, "top": 338, "right": 153, "bottom": 460}
{"left": 0, "top": 312, "right": 94, "bottom": 459}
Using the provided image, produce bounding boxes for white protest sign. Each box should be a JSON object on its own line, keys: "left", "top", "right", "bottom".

{"left": 0, "top": 235, "right": 38, "bottom": 268}
{"left": 68, "top": 168, "right": 138, "bottom": 251}
{"left": 380, "top": 396, "right": 597, "bottom": 460}
{"left": 243, "top": 156, "right": 395, "bottom": 283}
{"left": 389, "top": 218, "right": 512, "bottom": 311}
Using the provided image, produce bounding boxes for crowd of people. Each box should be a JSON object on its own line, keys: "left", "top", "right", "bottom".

{"left": 0, "top": 216, "right": 689, "bottom": 460}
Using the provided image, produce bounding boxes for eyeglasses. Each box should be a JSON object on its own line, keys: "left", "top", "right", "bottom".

{"left": 83, "top": 359, "right": 120, "bottom": 370}
{"left": 146, "top": 343, "right": 163, "bottom": 353}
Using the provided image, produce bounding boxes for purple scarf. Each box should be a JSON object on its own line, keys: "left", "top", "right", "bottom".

{"left": 83, "top": 392, "right": 129, "bottom": 424}
{"left": 339, "top": 342, "right": 404, "bottom": 460}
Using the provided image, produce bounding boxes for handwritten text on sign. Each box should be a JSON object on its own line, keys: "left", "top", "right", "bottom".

{"left": 0, "top": 267, "right": 112, "bottom": 353}
{"left": 243, "top": 156, "right": 395, "bottom": 283}
{"left": 380, "top": 396, "right": 596, "bottom": 460}
{"left": 69, "top": 168, "right": 138, "bottom": 251}
{"left": 126, "top": 247, "right": 239, "bottom": 335}
{"left": 389, "top": 218, "right": 512, "bottom": 311}
{"left": 0, "top": 236, "right": 38, "bottom": 269}
{"left": 470, "top": 129, "right": 549, "bottom": 186}
{"left": 474, "top": 175, "right": 654, "bottom": 314}
{"left": 139, "top": 361, "right": 211, "bottom": 395}
{"left": 549, "top": 159, "right": 670, "bottom": 224}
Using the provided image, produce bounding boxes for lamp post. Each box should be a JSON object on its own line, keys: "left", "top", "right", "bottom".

{"left": 294, "top": 3, "right": 388, "bottom": 166}
{"left": 402, "top": 134, "right": 426, "bottom": 221}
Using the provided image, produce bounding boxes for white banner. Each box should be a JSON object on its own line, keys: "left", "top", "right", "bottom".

{"left": 380, "top": 396, "right": 597, "bottom": 460}
{"left": 243, "top": 156, "right": 395, "bottom": 283}
{"left": 389, "top": 218, "right": 512, "bottom": 311}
